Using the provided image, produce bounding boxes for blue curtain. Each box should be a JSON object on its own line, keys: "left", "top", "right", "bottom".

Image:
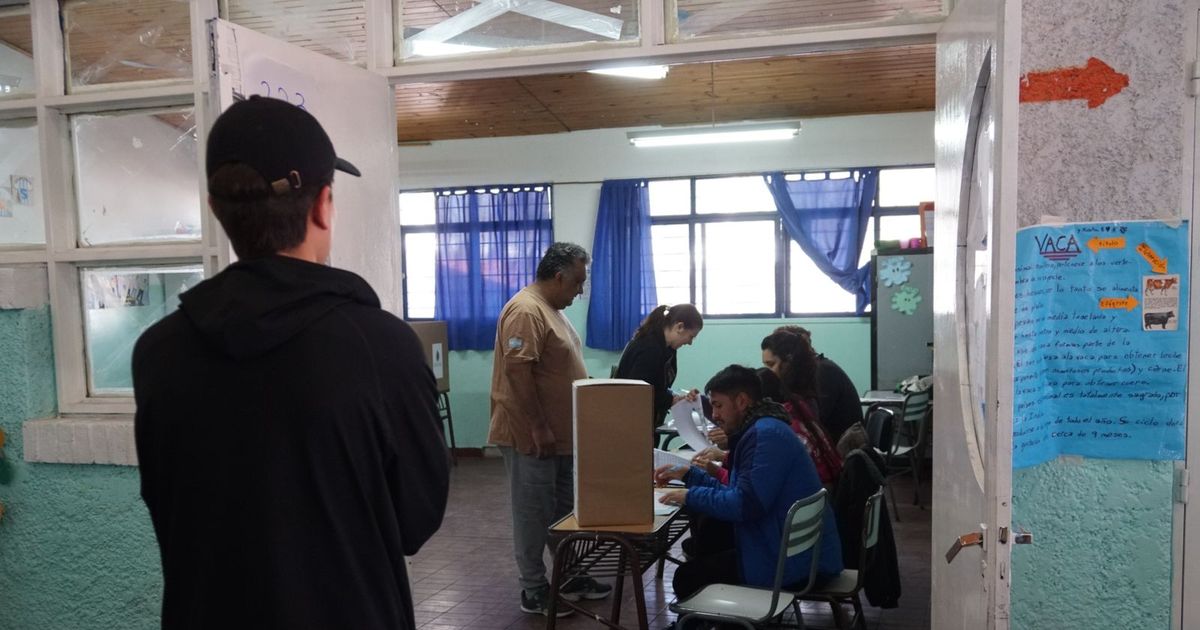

{"left": 764, "top": 169, "right": 879, "bottom": 314}
{"left": 586, "top": 179, "right": 658, "bottom": 351}
{"left": 434, "top": 185, "right": 553, "bottom": 350}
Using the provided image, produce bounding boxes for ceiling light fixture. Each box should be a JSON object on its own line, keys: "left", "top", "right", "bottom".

{"left": 587, "top": 65, "right": 669, "bottom": 80}
{"left": 627, "top": 123, "right": 800, "bottom": 148}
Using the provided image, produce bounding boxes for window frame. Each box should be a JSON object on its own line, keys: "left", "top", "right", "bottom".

{"left": 648, "top": 166, "right": 931, "bottom": 319}
{"left": 0, "top": 1, "right": 222, "bottom": 415}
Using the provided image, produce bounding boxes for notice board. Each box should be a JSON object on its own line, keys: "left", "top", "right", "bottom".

{"left": 1013, "top": 220, "right": 1189, "bottom": 468}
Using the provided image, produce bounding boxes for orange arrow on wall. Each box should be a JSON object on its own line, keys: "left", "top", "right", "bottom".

{"left": 1099, "top": 295, "right": 1139, "bottom": 311}
{"left": 1019, "top": 57, "right": 1129, "bottom": 109}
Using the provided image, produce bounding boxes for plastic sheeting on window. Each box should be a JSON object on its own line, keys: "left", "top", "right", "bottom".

{"left": 400, "top": 0, "right": 638, "bottom": 60}
{"left": 63, "top": 0, "right": 192, "bottom": 89}
{"left": 671, "top": 0, "right": 945, "bottom": 41}
{"left": 71, "top": 108, "right": 201, "bottom": 247}
{"left": 226, "top": 0, "right": 367, "bottom": 65}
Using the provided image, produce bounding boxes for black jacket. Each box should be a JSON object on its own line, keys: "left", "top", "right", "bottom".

{"left": 833, "top": 448, "right": 901, "bottom": 608}
{"left": 615, "top": 328, "right": 677, "bottom": 429}
{"left": 133, "top": 256, "right": 450, "bottom": 630}
{"left": 816, "top": 355, "right": 864, "bottom": 442}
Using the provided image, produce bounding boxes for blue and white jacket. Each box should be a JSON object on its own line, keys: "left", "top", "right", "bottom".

{"left": 684, "top": 405, "right": 843, "bottom": 588}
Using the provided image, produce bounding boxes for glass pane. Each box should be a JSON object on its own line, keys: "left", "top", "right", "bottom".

{"left": 399, "top": 0, "right": 639, "bottom": 60}
{"left": 700, "top": 220, "right": 774, "bottom": 314}
{"left": 695, "top": 176, "right": 775, "bottom": 215}
{"left": 789, "top": 241, "right": 855, "bottom": 314}
{"left": 400, "top": 191, "right": 436, "bottom": 225}
{"left": 0, "top": 119, "right": 43, "bottom": 246}
{"left": 63, "top": 0, "right": 192, "bottom": 89}
{"left": 880, "top": 214, "right": 921, "bottom": 244}
{"left": 227, "top": 0, "right": 366, "bottom": 65}
{"left": 651, "top": 223, "right": 690, "bottom": 305}
{"left": 672, "top": 0, "right": 945, "bottom": 41}
{"left": 649, "top": 179, "right": 690, "bottom": 216}
{"left": 0, "top": 6, "right": 35, "bottom": 96}
{"left": 879, "top": 167, "right": 935, "bottom": 207}
{"left": 72, "top": 107, "right": 201, "bottom": 246}
{"left": 82, "top": 264, "right": 203, "bottom": 395}
{"left": 404, "top": 232, "right": 436, "bottom": 319}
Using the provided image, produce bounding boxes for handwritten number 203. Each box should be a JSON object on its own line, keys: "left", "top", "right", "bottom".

{"left": 259, "top": 80, "right": 307, "bottom": 111}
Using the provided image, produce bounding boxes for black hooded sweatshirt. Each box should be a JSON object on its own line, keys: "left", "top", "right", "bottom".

{"left": 133, "top": 256, "right": 450, "bottom": 630}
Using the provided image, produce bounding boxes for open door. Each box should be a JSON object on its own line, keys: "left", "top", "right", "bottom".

{"left": 932, "top": 0, "right": 1019, "bottom": 628}
{"left": 206, "top": 19, "right": 402, "bottom": 312}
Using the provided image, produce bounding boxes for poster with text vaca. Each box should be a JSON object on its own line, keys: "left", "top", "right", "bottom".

{"left": 1013, "top": 220, "right": 1189, "bottom": 468}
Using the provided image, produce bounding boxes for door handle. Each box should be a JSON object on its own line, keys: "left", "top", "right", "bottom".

{"left": 944, "top": 531, "right": 984, "bottom": 563}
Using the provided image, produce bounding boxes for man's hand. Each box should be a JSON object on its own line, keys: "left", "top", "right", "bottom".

{"left": 654, "top": 464, "right": 690, "bottom": 486}
{"left": 658, "top": 489, "right": 688, "bottom": 507}
{"left": 671, "top": 389, "right": 701, "bottom": 405}
{"left": 691, "top": 447, "right": 726, "bottom": 476}
{"left": 708, "top": 428, "right": 728, "bottom": 450}
{"left": 531, "top": 424, "right": 557, "bottom": 459}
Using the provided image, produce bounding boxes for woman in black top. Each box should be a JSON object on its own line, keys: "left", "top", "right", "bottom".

{"left": 615, "top": 303, "right": 704, "bottom": 431}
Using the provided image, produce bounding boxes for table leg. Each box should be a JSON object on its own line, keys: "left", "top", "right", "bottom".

{"left": 611, "top": 545, "right": 626, "bottom": 623}
{"left": 617, "top": 538, "right": 649, "bottom": 630}
{"left": 546, "top": 537, "right": 568, "bottom": 630}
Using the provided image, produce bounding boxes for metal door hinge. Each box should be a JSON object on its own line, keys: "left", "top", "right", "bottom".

{"left": 1000, "top": 526, "right": 1033, "bottom": 545}
{"left": 1176, "top": 468, "right": 1189, "bottom": 504}
{"left": 1190, "top": 62, "right": 1200, "bottom": 97}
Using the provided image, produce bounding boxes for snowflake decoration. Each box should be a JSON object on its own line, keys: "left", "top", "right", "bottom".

{"left": 879, "top": 256, "right": 913, "bottom": 287}
{"left": 891, "top": 285, "right": 923, "bottom": 315}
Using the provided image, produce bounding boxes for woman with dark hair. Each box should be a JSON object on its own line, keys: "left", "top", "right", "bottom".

{"left": 615, "top": 304, "right": 704, "bottom": 432}
{"left": 760, "top": 327, "right": 843, "bottom": 486}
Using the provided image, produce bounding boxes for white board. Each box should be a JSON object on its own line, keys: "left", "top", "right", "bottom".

{"left": 208, "top": 19, "right": 402, "bottom": 314}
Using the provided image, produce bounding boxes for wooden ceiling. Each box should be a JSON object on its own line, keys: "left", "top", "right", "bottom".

{"left": 394, "top": 44, "right": 935, "bottom": 142}
{"left": 62, "top": 0, "right": 192, "bottom": 86}
{"left": 0, "top": 8, "right": 32, "bottom": 56}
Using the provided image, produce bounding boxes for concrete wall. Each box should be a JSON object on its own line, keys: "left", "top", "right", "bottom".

{"left": 0, "top": 271, "right": 161, "bottom": 630}
{"left": 396, "top": 112, "right": 935, "bottom": 448}
{"left": 1010, "top": 1, "right": 1187, "bottom": 628}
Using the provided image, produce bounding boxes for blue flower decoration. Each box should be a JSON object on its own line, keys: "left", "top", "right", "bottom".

{"left": 891, "top": 286, "right": 922, "bottom": 315}
{"left": 880, "top": 256, "right": 913, "bottom": 287}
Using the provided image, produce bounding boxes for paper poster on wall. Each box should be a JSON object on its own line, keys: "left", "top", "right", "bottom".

{"left": 1012, "top": 220, "right": 1189, "bottom": 468}
{"left": 431, "top": 342, "right": 444, "bottom": 380}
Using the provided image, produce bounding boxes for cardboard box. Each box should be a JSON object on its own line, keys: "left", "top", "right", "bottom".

{"left": 573, "top": 379, "right": 653, "bottom": 527}
{"left": 409, "top": 321, "right": 449, "bottom": 393}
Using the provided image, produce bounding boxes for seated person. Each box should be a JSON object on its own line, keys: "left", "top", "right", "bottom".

{"left": 776, "top": 325, "right": 864, "bottom": 442}
{"left": 656, "top": 365, "right": 843, "bottom": 601}
{"left": 761, "top": 328, "right": 843, "bottom": 486}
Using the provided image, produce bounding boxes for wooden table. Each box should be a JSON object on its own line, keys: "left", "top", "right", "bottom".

{"left": 545, "top": 508, "right": 690, "bottom": 630}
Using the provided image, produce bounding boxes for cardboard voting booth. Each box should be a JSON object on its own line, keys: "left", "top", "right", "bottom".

{"left": 573, "top": 379, "right": 653, "bottom": 527}
{"left": 408, "top": 321, "right": 449, "bottom": 393}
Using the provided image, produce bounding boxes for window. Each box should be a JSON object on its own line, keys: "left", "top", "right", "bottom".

{"left": 398, "top": 187, "right": 555, "bottom": 322}
{"left": 648, "top": 167, "right": 933, "bottom": 317}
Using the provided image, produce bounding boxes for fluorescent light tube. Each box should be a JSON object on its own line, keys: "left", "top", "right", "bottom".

{"left": 628, "top": 124, "right": 800, "bottom": 148}
{"left": 587, "top": 65, "right": 669, "bottom": 80}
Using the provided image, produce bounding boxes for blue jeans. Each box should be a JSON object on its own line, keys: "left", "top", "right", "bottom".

{"left": 499, "top": 447, "right": 574, "bottom": 594}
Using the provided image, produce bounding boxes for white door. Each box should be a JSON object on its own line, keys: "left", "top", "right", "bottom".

{"left": 205, "top": 19, "right": 402, "bottom": 312}
{"left": 931, "top": 0, "right": 1020, "bottom": 627}
{"left": 1181, "top": 10, "right": 1200, "bottom": 628}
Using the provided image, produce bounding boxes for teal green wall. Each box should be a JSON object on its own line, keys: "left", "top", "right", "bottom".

{"left": 0, "top": 307, "right": 161, "bottom": 630}
{"left": 445, "top": 300, "right": 871, "bottom": 448}
{"left": 1011, "top": 459, "right": 1174, "bottom": 630}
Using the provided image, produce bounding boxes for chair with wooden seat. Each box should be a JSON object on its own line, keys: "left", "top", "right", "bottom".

{"left": 671, "top": 488, "right": 828, "bottom": 629}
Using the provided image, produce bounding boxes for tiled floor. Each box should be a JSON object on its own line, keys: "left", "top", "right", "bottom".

{"left": 409, "top": 458, "right": 932, "bottom": 630}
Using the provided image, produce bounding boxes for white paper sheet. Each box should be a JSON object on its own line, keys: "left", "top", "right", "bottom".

{"left": 653, "top": 448, "right": 691, "bottom": 470}
{"left": 653, "top": 489, "right": 678, "bottom": 515}
{"left": 670, "top": 398, "right": 713, "bottom": 452}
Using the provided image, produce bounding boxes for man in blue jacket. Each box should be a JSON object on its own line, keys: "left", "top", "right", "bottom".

{"left": 657, "top": 365, "right": 843, "bottom": 599}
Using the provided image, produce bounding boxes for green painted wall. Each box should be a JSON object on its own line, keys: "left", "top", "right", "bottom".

{"left": 0, "top": 307, "right": 162, "bottom": 630}
{"left": 444, "top": 300, "right": 871, "bottom": 448}
{"left": 1011, "top": 459, "right": 1174, "bottom": 630}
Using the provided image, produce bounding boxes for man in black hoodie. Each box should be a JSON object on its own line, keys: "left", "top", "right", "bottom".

{"left": 133, "top": 96, "right": 450, "bottom": 630}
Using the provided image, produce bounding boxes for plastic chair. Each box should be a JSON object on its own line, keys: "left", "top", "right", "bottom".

{"left": 436, "top": 391, "right": 457, "bottom": 466}
{"left": 884, "top": 390, "right": 931, "bottom": 515}
{"left": 863, "top": 405, "right": 895, "bottom": 454}
{"left": 671, "top": 488, "right": 828, "bottom": 629}
{"left": 798, "top": 490, "right": 885, "bottom": 629}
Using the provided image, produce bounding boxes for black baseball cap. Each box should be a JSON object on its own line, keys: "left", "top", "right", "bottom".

{"left": 206, "top": 96, "right": 360, "bottom": 196}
